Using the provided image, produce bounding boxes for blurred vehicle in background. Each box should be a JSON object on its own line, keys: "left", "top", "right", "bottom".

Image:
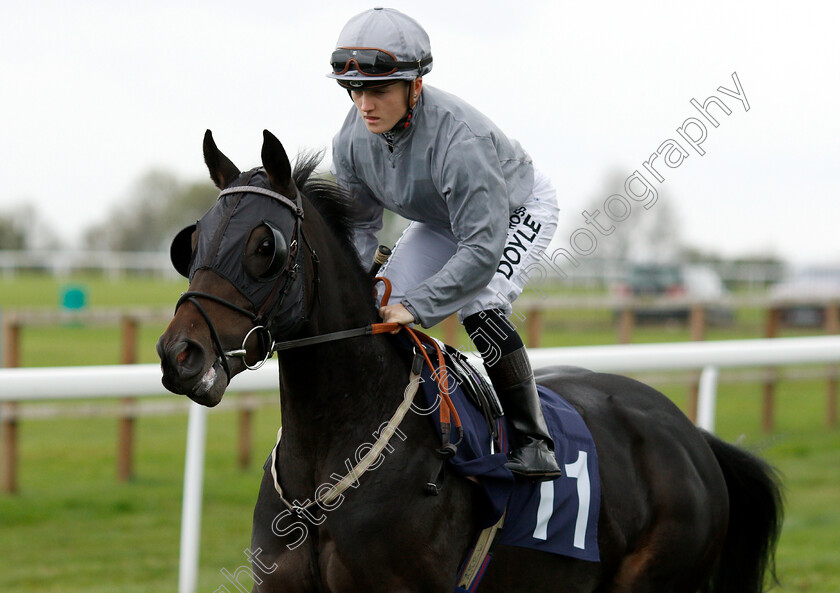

{"left": 769, "top": 266, "right": 840, "bottom": 327}
{"left": 613, "top": 263, "right": 734, "bottom": 325}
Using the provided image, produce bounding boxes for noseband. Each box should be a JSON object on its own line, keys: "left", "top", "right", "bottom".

{"left": 175, "top": 182, "right": 318, "bottom": 380}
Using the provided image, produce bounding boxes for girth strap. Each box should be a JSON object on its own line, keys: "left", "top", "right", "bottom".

{"left": 456, "top": 512, "right": 506, "bottom": 593}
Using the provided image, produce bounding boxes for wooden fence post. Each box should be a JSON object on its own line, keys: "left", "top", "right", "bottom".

{"left": 117, "top": 316, "right": 138, "bottom": 481}
{"left": 238, "top": 398, "right": 254, "bottom": 470}
{"left": 826, "top": 302, "right": 839, "bottom": 429}
{"left": 686, "top": 305, "right": 707, "bottom": 422}
{"left": 2, "top": 315, "right": 21, "bottom": 494}
{"left": 762, "top": 307, "right": 781, "bottom": 432}
{"left": 1, "top": 315, "right": 21, "bottom": 369}
{"left": 0, "top": 405, "right": 17, "bottom": 494}
{"left": 617, "top": 307, "right": 634, "bottom": 344}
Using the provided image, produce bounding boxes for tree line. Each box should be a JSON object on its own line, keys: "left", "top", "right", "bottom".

{"left": 0, "top": 165, "right": 782, "bottom": 279}
{"left": 0, "top": 170, "right": 218, "bottom": 252}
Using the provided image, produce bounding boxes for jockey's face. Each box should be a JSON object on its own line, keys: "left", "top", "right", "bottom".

{"left": 350, "top": 79, "right": 422, "bottom": 134}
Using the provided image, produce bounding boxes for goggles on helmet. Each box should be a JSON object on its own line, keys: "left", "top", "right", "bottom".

{"left": 331, "top": 47, "right": 431, "bottom": 77}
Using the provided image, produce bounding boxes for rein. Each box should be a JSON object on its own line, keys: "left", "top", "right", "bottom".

{"left": 267, "top": 317, "right": 464, "bottom": 442}
{"left": 269, "top": 277, "right": 462, "bottom": 445}
{"left": 262, "top": 277, "right": 463, "bottom": 449}
{"left": 271, "top": 321, "right": 400, "bottom": 351}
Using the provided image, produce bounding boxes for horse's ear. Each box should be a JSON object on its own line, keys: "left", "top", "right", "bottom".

{"left": 261, "top": 130, "right": 295, "bottom": 195}
{"left": 203, "top": 130, "right": 240, "bottom": 189}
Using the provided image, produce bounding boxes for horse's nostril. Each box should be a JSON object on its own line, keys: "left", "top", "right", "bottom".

{"left": 176, "top": 348, "right": 190, "bottom": 366}
{"left": 162, "top": 338, "right": 206, "bottom": 381}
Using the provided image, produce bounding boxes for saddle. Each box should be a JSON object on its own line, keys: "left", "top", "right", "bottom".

{"left": 410, "top": 337, "right": 601, "bottom": 592}
{"left": 440, "top": 344, "right": 504, "bottom": 442}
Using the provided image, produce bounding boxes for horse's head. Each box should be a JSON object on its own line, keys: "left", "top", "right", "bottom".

{"left": 157, "top": 130, "right": 308, "bottom": 406}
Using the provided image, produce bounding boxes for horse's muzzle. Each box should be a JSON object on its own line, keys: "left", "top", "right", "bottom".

{"left": 156, "top": 335, "right": 228, "bottom": 405}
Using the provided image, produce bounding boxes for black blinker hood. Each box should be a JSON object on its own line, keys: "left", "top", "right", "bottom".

{"left": 170, "top": 168, "right": 306, "bottom": 338}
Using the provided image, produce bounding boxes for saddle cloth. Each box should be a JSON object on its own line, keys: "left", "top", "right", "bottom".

{"left": 414, "top": 346, "right": 601, "bottom": 562}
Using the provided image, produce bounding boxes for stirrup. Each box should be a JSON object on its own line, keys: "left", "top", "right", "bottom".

{"left": 505, "top": 439, "right": 563, "bottom": 480}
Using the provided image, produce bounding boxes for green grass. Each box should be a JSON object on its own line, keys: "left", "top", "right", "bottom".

{"left": 1, "top": 274, "right": 838, "bottom": 592}
{"left": 0, "top": 408, "right": 282, "bottom": 593}
{"left": 0, "top": 271, "right": 185, "bottom": 309}
{"left": 1, "top": 272, "right": 184, "bottom": 366}
{"left": 717, "top": 382, "right": 840, "bottom": 593}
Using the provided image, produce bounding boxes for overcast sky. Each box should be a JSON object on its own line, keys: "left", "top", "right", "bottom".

{"left": 2, "top": 1, "right": 838, "bottom": 264}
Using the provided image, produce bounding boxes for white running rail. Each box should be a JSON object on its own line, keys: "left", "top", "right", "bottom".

{"left": 2, "top": 334, "right": 839, "bottom": 593}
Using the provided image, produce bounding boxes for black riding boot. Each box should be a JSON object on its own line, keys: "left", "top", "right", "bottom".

{"left": 485, "top": 348, "right": 563, "bottom": 480}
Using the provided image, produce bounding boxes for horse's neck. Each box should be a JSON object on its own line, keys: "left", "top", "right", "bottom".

{"left": 275, "top": 240, "right": 411, "bottom": 460}
{"left": 275, "top": 339, "right": 412, "bottom": 485}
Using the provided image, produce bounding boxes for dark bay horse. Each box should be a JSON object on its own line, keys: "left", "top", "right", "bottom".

{"left": 157, "top": 130, "right": 782, "bottom": 593}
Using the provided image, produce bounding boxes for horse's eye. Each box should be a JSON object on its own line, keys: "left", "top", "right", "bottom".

{"left": 257, "top": 238, "right": 273, "bottom": 256}
{"left": 245, "top": 222, "right": 287, "bottom": 280}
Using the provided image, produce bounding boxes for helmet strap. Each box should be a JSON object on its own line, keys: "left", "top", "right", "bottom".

{"left": 393, "top": 80, "right": 416, "bottom": 131}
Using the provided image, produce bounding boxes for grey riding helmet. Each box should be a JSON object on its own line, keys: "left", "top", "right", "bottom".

{"left": 328, "top": 7, "right": 433, "bottom": 89}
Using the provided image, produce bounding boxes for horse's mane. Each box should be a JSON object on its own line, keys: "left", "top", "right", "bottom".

{"left": 292, "top": 150, "right": 367, "bottom": 277}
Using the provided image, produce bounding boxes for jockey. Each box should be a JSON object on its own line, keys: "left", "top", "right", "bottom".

{"left": 328, "top": 8, "right": 562, "bottom": 480}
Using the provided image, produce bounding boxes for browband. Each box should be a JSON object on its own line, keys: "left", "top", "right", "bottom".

{"left": 218, "top": 185, "right": 304, "bottom": 219}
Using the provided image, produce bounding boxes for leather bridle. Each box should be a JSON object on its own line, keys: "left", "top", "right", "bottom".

{"left": 174, "top": 182, "right": 314, "bottom": 380}
{"left": 172, "top": 180, "right": 463, "bottom": 446}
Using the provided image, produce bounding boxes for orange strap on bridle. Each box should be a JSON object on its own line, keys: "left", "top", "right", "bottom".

{"left": 373, "top": 278, "right": 463, "bottom": 443}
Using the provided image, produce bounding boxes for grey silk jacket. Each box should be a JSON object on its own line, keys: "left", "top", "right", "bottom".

{"left": 331, "top": 85, "right": 535, "bottom": 327}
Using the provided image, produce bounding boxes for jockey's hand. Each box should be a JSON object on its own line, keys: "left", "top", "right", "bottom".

{"left": 379, "top": 303, "right": 415, "bottom": 333}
